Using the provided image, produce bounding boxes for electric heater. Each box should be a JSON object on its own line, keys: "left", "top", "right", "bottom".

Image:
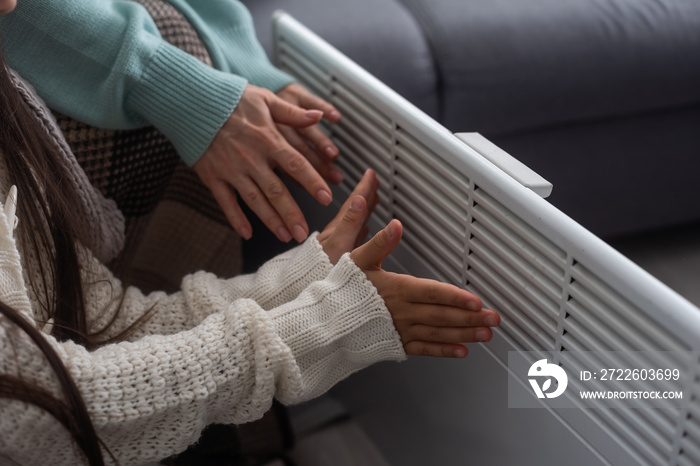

{"left": 272, "top": 12, "right": 700, "bottom": 466}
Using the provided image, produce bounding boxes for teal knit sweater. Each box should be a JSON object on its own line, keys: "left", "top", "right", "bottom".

{"left": 0, "top": 0, "right": 294, "bottom": 166}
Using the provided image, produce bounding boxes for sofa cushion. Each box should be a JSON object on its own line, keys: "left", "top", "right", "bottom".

{"left": 399, "top": 0, "right": 700, "bottom": 134}
{"left": 241, "top": 0, "right": 439, "bottom": 118}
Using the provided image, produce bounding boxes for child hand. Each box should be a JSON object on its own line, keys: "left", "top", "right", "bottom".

{"left": 318, "top": 169, "right": 379, "bottom": 264}
{"left": 350, "top": 219, "right": 500, "bottom": 358}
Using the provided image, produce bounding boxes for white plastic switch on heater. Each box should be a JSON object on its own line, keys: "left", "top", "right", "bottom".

{"left": 455, "top": 132, "right": 553, "bottom": 198}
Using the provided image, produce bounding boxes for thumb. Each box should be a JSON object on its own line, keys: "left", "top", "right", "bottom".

{"left": 350, "top": 219, "right": 402, "bottom": 270}
{"left": 320, "top": 195, "right": 368, "bottom": 264}
{"left": 269, "top": 95, "right": 323, "bottom": 127}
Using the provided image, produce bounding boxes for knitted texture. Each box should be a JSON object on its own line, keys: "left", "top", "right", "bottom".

{"left": 51, "top": 0, "right": 244, "bottom": 292}
{"left": 0, "top": 0, "right": 250, "bottom": 166}
{"left": 0, "top": 80, "right": 406, "bottom": 466}
{"left": 169, "top": 0, "right": 294, "bottom": 91}
{"left": 0, "top": 200, "right": 405, "bottom": 464}
{"left": 8, "top": 71, "right": 126, "bottom": 263}
{"left": 0, "top": 194, "right": 405, "bottom": 466}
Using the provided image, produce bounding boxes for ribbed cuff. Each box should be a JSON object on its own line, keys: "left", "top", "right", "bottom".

{"left": 271, "top": 253, "right": 406, "bottom": 403}
{"left": 127, "top": 41, "right": 248, "bottom": 166}
{"left": 163, "top": 0, "right": 294, "bottom": 92}
{"left": 268, "top": 233, "right": 335, "bottom": 302}
{"left": 239, "top": 233, "right": 335, "bottom": 311}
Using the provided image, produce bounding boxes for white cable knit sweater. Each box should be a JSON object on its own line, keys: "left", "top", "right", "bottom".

{"left": 0, "top": 89, "right": 406, "bottom": 466}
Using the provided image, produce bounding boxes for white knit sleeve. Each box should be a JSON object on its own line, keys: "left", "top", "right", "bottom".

{"left": 23, "top": 249, "right": 404, "bottom": 465}
{"left": 1, "top": 213, "right": 406, "bottom": 464}
{"left": 82, "top": 233, "right": 334, "bottom": 341}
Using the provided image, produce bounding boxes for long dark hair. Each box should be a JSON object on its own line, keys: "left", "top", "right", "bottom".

{"left": 0, "top": 49, "right": 107, "bottom": 464}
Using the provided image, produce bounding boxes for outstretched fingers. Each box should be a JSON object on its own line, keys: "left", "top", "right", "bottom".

{"left": 208, "top": 180, "right": 253, "bottom": 240}
{"left": 370, "top": 258, "right": 499, "bottom": 359}
{"left": 252, "top": 88, "right": 335, "bottom": 229}
{"left": 194, "top": 84, "right": 337, "bottom": 242}
{"left": 268, "top": 93, "right": 324, "bottom": 127}
{"left": 403, "top": 324, "right": 493, "bottom": 344}
{"left": 350, "top": 219, "right": 403, "bottom": 270}
{"left": 318, "top": 169, "right": 380, "bottom": 263}
{"left": 290, "top": 86, "right": 342, "bottom": 124}
{"left": 398, "top": 276, "right": 484, "bottom": 311}
{"left": 346, "top": 216, "right": 500, "bottom": 359}
{"left": 320, "top": 195, "right": 368, "bottom": 264}
{"left": 276, "top": 82, "right": 342, "bottom": 126}
{"left": 274, "top": 83, "right": 343, "bottom": 184}
{"left": 404, "top": 341, "right": 469, "bottom": 359}
{"left": 392, "top": 296, "right": 500, "bottom": 358}
{"left": 277, "top": 124, "right": 344, "bottom": 184}
{"left": 296, "top": 124, "right": 340, "bottom": 161}
{"left": 397, "top": 303, "right": 499, "bottom": 329}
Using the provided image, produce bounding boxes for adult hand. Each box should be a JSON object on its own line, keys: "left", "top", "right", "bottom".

{"left": 276, "top": 83, "right": 344, "bottom": 185}
{"left": 193, "top": 84, "right": 334, "bottom": 243}
{"left": 318, "top": 169, "right": 379, "bottom": 264}
{"left": 351, "top": 220, "right": 501, "bottom": 358}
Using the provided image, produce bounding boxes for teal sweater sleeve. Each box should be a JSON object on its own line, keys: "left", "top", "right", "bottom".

{"left": 166, "top": 0, "right": 295, "bottom": 92}
{"left": 0, "top": 0, "right": 250, "bottom": 166}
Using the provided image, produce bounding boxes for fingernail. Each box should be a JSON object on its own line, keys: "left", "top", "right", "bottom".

{"left": 317, "top": 189, "right": 332, "bottom": 206}
{"left": 467, "top": 300, "right": 481, "bottom": 312}
{"left": 277, "top": 226, "right": 292, "bottom": 243}
{"left": 293, "top": 224, "right": 308, "bottom": 242}
{"left": 454, "top": 346, "right": 467, "bottom": 358}
{"left": 476, "top": 329, "right": 490, "bottom": 342}
{"left": 305, "top": 109, "right": 323, "bottom": 119}
{"left": 386, "top": 220, "right": 397, "bottom": 239}
{"left": 324, "top": 145, "right": 338, "bottom": 158}
{"left": 328, "top": 110, "right": 341, "bottom": 121}
{"left": 239, "top": 226, "right": 252, "bottom": 240}
{"left": 485, "top": 314, "right": 499, "bottom": 327}
{"left": 350, "top": 196, "right": 363, "bottom": 211}
{"left": 330, "top": 168, "right": 344, "bottom": 184}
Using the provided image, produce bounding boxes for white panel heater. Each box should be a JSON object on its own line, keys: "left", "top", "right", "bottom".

{"left": 272, "top": 12, "right": 700, "bottom": 466}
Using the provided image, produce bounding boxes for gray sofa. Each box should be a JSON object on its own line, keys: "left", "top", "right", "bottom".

{"left": 242, "top": 0, "right": 700, "bottom": 239}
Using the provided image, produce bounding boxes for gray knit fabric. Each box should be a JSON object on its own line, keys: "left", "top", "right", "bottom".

{"left": 9, "top": 70, "right": 126, "bottom": 262}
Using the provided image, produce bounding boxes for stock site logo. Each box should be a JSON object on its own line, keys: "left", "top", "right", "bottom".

{"left": 528, "top": 359, "right": 568, "bottom": 399}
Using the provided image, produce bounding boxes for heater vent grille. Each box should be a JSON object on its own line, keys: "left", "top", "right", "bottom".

{"left": 679, "top": 386, "right": 700, "bottom": 466}
{"left": 274, "top": 14, "right": 700, "bottom": 466}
